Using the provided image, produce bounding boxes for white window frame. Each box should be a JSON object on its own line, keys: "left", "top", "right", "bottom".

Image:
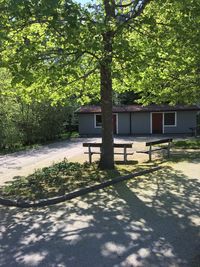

{"left": 94, "top": 113, "right": 119, "bottom": 134}
{"left": 164, "top": 112, "right": 177, "bottom": 127}
{"left": 94, "top": 114, "right": 102, "bottom": 128}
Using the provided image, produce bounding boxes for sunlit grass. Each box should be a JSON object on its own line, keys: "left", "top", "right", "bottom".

{"left": 0, "top": 159, "right": 149, "bottom": 201}
{"left": 173, "top": 138, "right": 200, "bottom": 149}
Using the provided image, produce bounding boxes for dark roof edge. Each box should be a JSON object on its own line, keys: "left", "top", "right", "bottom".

{"left": 76, "top": 105, "right": 200, "bottom": 113}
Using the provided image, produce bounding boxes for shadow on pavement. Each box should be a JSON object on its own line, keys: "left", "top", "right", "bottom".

{"left": 0, "top": 167, "right": 199, "bottom": 267}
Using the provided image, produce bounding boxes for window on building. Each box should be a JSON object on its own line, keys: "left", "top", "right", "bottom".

{"left": 164, "top": 112, "right": 176, "bottom": 126}
{"left": 95, "top": 114, "right": 102, "bottom": 128}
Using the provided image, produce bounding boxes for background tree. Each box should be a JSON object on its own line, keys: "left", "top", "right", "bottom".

{"left": 120, "top": 0, "right": 200, "bottom": 104}
{"left": 0, "top": 0, "right": 152, "bottom": 169}
{"left": 0, "top": 68, "right": 77, "bottom": 150}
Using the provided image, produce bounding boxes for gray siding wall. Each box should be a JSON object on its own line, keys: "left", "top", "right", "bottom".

{"left": 78, "top": 114, "right": 101, "bottom": 135}
{"left": 164, "top": 111, "right": 197, "bottom": 134}
{"left": 118, "top": 113, "right": 130, "bottom": 134}
{"left": 131, "top": 112, "right": 151, "bottom": 134}
{"left": 78, "top": 111, "right": 197, "bottom": 135}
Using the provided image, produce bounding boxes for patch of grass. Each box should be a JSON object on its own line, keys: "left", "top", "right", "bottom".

{"left": 173, "top": 138, "right": 200, "bottom": 149}
{"left": 59, "top": 131, "right": 79, "bottom": 139}
{"left": 0, "top": 159, "right": 149, "bottom": 201}
{"left": 167, "top": 151, "right": 200, "bottom": 163}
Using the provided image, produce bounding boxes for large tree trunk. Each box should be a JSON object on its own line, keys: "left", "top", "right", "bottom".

{"left": 99, "top": 0, "right": 115, "bottom": 169}
{"left": 99, "top": 57, "right": 114, "bottom": 169}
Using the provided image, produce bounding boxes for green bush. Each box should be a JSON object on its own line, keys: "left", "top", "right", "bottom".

{"left": 0, "top": 96, "right": 78, "bottom": 151}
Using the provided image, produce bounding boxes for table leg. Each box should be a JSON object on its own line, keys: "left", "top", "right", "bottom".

{"left": 149, "top": 145, "right": 152, "bottom": 161}
{"left": 167, "top": 142, "right": 171, "bottom": 157}
{"left": 124, "top": 147, "right": 127, "bottom": 162}
{"left": 89, "top": 145, "right": 92, "bottom": 164}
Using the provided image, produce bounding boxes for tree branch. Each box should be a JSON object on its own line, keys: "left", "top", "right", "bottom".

{"left": 130, "top": 0, "right": 152, "bottom": 18}
{"left": 82, "top": 50, "right": 100, "bottom": 60}
{"left": 64, "top": 67, "right": 98, "bottom": 86}
{"left": 115, "top": 0, "right": 152, "bottom": 34}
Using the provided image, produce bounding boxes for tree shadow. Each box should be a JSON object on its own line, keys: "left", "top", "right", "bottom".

{"left": 0, "top": 161, "right": 121, "bottom": 200}
{"left": 114, "top": 160, "right": 138, "bottom": 165}
{"left": 0, "top": 166, "right": 199, "bottom": 267}
{"left": 168, "top": 150, "right": 200, "bottom": 164}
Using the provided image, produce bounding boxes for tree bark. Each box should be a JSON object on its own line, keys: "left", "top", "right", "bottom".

{"left": 99, "top": 49, "right": 114, "bottom": 169}
{"left": 98, "top": 0, "right": 152, "bottom": 169}
{"left": 99, "top": 0, "right": 115, "bottom": 170}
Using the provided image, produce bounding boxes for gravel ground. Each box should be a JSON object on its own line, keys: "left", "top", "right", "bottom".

{"left": 0, "top": 136, "right": 155, "bottom": 186}
{"left": 0, "top": 138, "right": 97, "bottom": 186}
{"left": 0, "top": 137, "right": 199, "bottom": 267}
{"left": 0, "top": 159, "right": 199, "bottom": 267}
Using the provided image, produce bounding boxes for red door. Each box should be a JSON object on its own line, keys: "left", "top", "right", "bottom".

{"left": 112, "top": 114, "right": 117, "bottom": 134}
{"left": 152, "top": 113, "right": 163, "bottom": 134}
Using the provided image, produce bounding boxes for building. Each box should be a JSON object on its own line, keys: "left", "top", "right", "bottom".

{"left": 76, "top": 105, "right": 200, "bottom": 136}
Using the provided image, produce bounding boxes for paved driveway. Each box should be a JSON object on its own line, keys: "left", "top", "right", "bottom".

{"left": 0, "top": 160, "right": 199, "bottom": 267}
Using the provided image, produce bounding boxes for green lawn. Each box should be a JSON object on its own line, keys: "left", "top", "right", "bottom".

{"left": 173, "top": 138, "right": 200, "bottom": 149}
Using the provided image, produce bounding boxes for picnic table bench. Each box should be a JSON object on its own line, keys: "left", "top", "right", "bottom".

{"left": 83, "top": 142, "right": 133, "bottom": 164}
{"left": 137, "top": 138, "right": 173, "bottom": 161}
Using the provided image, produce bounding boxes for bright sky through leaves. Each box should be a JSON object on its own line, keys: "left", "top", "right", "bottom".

{"left": 75, "top": 0, "right": 94, "bottom": 5}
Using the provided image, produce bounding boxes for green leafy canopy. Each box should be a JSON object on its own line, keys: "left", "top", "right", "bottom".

{"left": 0, "top": 0, "right": 199, "bottom": 105}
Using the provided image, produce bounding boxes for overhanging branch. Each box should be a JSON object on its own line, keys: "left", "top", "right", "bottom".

{"left": 115, "top": 0, "right": 152, "bottom": 34}
{"left": 64, "top": 67, "right": 98, "bottom": 86}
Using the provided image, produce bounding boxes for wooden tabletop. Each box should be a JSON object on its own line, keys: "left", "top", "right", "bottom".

{"left": 83, "top": 142, "right": 133, "bottom": 148}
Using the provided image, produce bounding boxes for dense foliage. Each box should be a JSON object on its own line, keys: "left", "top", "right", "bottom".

{"left": 0, "top": 96, "right": 77, "bottom": 150}
{"left": 0, "top": 68, "right": 77, "bottom": 150}
{"left": 0, "top": 0, "right": 199, "bottom": 104}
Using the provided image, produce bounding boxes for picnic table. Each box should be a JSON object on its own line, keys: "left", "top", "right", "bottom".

{"left": 137, "top": 138, "right": 173, "bottom": 161}
{"left": 83, "top": 142, "right": 133, "bottom": 164}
